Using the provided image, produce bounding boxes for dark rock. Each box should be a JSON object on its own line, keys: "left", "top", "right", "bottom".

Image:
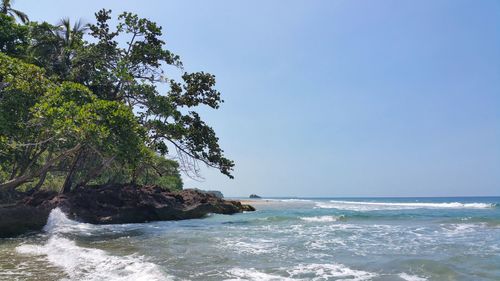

{"left": 189, "top": 188, "right": 224, "bottom": 199}
{"left": 206, "top": 190, "right": 224, "bottom": 199}
{"left": 0, "top": 205, "right": 51, "bottom": 238}
{"left": 0, "top": 184, "right": 255, "bottom": 237}
{"left": 249, "top": 194, "right": 262, "bottom": 199}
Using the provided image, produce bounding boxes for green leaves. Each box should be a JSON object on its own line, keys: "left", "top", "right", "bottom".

{"left": 0, "top": 14, "right": 28, "bottom": 57}
{"left": 1, "top": 7, "right": 235, "bottom": 192}
{"left": 0, "top": 53, "right": 49, "bottom": 142}
{"left": 0, "top": 0, "right": 29, "bottom": 24}
{"left": 35, "top": 82, "right": 145, "bottom": 163}
{"left": 70, "top": 10, "right": 234, "bottom": 178}
{"left": 178, "top": 72, "right": 223, "bottom": 109}
{"left": 0, "top": 55, "right": 146, "bottom": 190}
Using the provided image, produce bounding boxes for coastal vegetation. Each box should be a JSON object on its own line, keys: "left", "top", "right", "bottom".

{"left": 0, "top": 3, "right": 233, "bottom": 198}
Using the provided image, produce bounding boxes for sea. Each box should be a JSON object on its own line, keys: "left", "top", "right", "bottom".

{"left": 0, "top": 197, "right": 499, "bottom": 281}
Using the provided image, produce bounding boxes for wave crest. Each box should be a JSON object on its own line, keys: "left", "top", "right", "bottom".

{"left": 316, "top": 200, "right": 495, "bottom": 211}
{"left": 300, "top": 215, "right": 343, "bottom": 222}
{"left": 16, "top": 208, "right": 170, "bottom": 281}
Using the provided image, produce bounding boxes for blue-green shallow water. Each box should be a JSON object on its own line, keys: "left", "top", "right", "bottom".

{"left": 1, "top": 197, "right": 499, "bottom": 280}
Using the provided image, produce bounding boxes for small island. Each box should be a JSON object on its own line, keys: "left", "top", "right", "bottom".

{"left": 249, "top": 194, "right": 262, "bottom": 199}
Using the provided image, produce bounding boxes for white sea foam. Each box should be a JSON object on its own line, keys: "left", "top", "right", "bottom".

{"left": 287, "top": 263, "right": 377, "bottom": 281}
{"left": 399, "top": 272, "right": 427, "bottom": 281}
{"left": 41, "top": 207, "right": 161, "bottom": 236}
{"left": 441, "top": 223, "right": 482, "bottom": 237}
{"left": 42, "top": 208, "right": 94, "bottom": 234}
{"left": 265, "top": 199, "right": 313, "bottom": 203}
{"left": 300, "top": 215, "right": 341, "bottom": 222}
{"left": 281, "top": 199, "right": 313, "bottom": 202}
{"left": 225, "top": 268, "right": 296, "bottom": 281}
{"left": 315, "top": 200, "right": 494, "bottom": 211}
{"left": 225, "top": 263, "right": 377, "bottom": 281}
{"left": 16, "top": 208, "right": 170, "bottom": 281}
{"left": 220, "top": 237, "right": 277, "bottom": 255}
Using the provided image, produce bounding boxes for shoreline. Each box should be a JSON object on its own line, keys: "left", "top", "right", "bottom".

{"left": 237, "top": 199, "right": 277, "bottom": 206}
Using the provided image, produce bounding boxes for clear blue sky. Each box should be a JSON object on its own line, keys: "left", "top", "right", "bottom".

{"left": 18, "top": 0, "right": 500, "bottom": 197}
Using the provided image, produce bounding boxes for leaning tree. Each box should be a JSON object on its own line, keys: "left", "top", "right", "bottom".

{"left": 70, "top": 10, "right": 235, "bottom": 179}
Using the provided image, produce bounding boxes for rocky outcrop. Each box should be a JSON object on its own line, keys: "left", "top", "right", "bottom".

{"left": 206, "top": 190, "right": 224, "bottom": 199}
{"left": 0, "top": 204, "right": 52, "bottom": 237}
{"left": 189, "top": 188, "right": 224, "bottom": 199}
{"left": 0, "top": 184, "right": 255, "bottom": 237}
{"left": 249, "top": 194, "right": 262, "bottom": 199}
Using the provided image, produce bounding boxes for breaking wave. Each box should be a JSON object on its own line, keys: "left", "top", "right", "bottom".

{"left": 315, "top": 200, "right": 496, "bottom": 211}
{"left": 300, "top": 215, "right": 343, "bottom": 222}
{"left": 16, "top": 208, "right": 170, "bottom": 281}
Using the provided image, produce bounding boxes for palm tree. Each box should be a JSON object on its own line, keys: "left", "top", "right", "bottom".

{"left": 56, "top": 18, "right": 88, "bottom": 49}
{"left": 0, "top": 0, "right": 28, "bottom": 23}
{"left": 28, "top": 18, "right": 88, "bottom": 78}
{"left": 55, "top": 18, "right": 89, "bottom": 78}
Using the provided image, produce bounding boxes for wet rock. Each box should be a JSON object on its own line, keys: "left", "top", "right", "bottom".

{"left": 0, "top": 205, "right": 51, "bottom": 238}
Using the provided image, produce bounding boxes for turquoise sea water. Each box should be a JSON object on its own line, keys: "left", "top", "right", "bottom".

{"left": 1, "top": 197, "right": 499, "bottom": 280}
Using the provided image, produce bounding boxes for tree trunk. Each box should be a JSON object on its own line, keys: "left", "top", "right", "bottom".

{"left": 9, "top": 163, "right": 18, "bottom": 180}
{"left": 0, "top": 144, "right": 82, "bottom": 192}
{"left": 30, "top": 171, "right": 48, "bottom": 194}
{"left": 131, "top": 164, "right": 138, "bottom": 185}
{"left": 61, "top": 148, "right": 83, "bottom": 194}
{"left": 77, "top": 156, "right": 115, "bottom": 187}
{"left": 28, "top": 151, "right": 53, "bottom": 195}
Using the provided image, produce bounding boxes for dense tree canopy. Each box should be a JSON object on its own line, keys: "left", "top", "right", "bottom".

{"left": 0, "top": 5, "right": 233, "bottom": 195}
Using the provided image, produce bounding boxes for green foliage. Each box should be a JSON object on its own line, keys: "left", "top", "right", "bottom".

{"left": 94, "top": 152, "right": 183, "bottom": 191}
{"left": 0, "top": 53, "right": 147, "bottom": 191}
{"left": 0, "top": 53, "right": 49, "bottom": 131}
{"left": 0, "top": 14, "right": 28, "bottom": 57}
{"left": 33, "top": 82, "right": 144, "bottom": 160}
{"left": 27, "top": 21, "right": 69, "bottom": 79}
{"left": 0, "top": 0, "right": 28, "bottom": 24}
{"left": 68, "top": 9, "right": 234, "bottom": 178}
{"left": 0, "top": 7, "right": 233, "bottom": 193}
{"left": 135, "top": 152, "right": 183, "bottom": 191}
{"left": 0, "top": 53, "right": 51, "bottom": 184}
{"left": 28, "top": 19, "right": 87, "bottom": 79}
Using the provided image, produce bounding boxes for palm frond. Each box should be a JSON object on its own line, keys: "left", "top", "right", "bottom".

{"left": 73, "top": 19, "right": 89, "bottom": 34}
{"left": 57, "top": 17, "right": 71, "bottom": 43}
{"left": 11, "top": 8, "right": 28, "bottom": 23}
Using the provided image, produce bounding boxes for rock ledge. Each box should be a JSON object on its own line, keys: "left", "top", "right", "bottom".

{"left": 0, "top": 184, "right": 255, "bottom": 237}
